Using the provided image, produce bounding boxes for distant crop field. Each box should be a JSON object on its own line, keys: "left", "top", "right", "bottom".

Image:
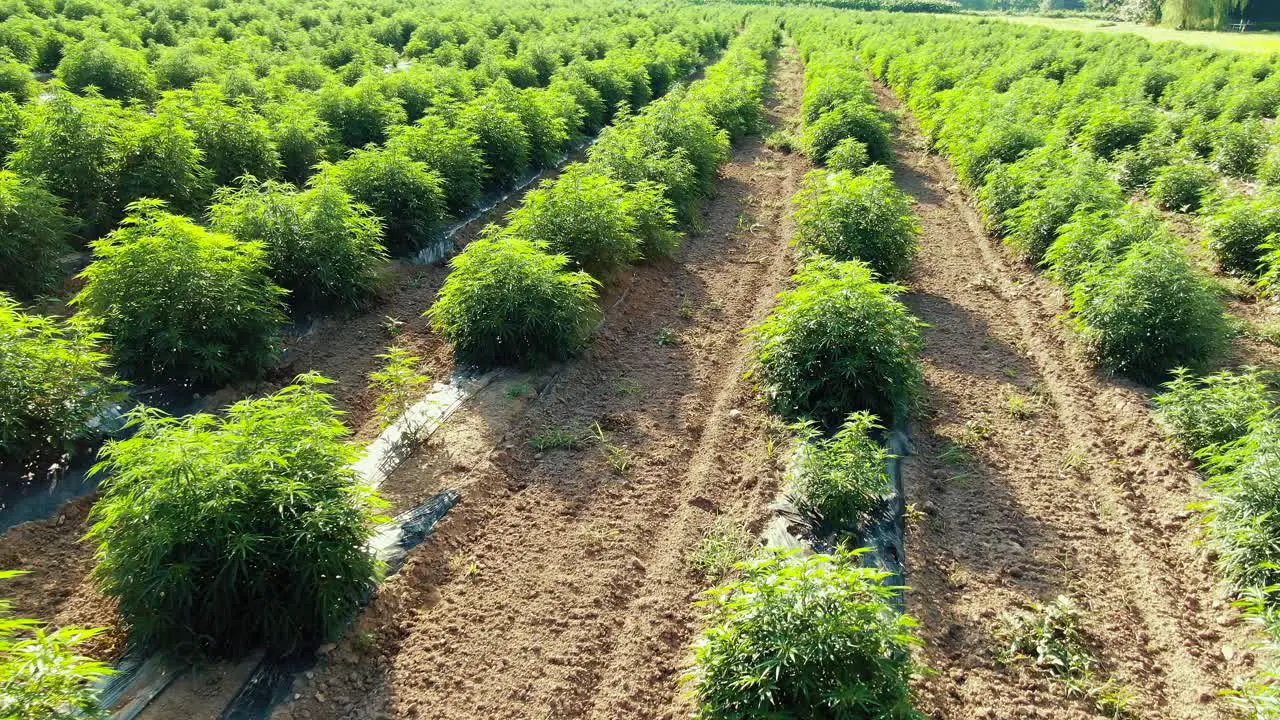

{"left": 990, "top": 13, "right": 1280, "bottom": 53}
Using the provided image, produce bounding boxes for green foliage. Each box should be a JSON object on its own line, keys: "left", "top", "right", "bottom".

{"left": 826, "top": 137, "right": 871, "bottom": 173}
{"left": 1149, "top": 160, "right": 1217, "bottom": 212}
{"left": 164, "top": 89, "right": 278, "bottom": 187}
{"left": 622, "top": 180, "right": 681, "bottom": 259}
{"left": 0, "top": 171, "right": 73, "bottom": 298}
{"left": 325, "top": 148, "right": 446, "bottom": 255}
{"left": 10, "top": 86, "right": 123, "bottom": 237}
{"left": 0, "top": 571, "right": 110, "bottom": 719}
{"left": 314, "top": 79, "right": 407, "bottom": 149}
{"left": 457, "top": 93, "right": 531, "bottom": 189}
{"left": 1044, "top": 204, "right": 1168, "bottom": 289}
{"left": 209, "top": 176, "right": 386, "bottom": 310}
{"left": 803, "top": 101, "right": 893, "bottom": 166}
{"left": 56, "top": 37, "right": 154, "bottom": 102}
{"left": 1078, "top": 103, "right": 1155, "bottom": 160}
{"left": 786, "top": 412, "right": 892, "bottom": 532}
{"left": 684, "top": 549, "right": 922, "bottom": 720}
{"left": 792, "top": 166, "right": 919, "bottom": 281}
{"left": 1005, "top": 153, "right": 1123, "bottom": 264}
{"left": 687, "top": 517, "right": 753, "bottom": 582}
{"left": 0, "top": 296, "right": 119, "bottom": 462}
{"left": 1112, "top": 139, "right": 1177, "bottom": 193}
{"left": 117, "top": 112, "right": 211, "bottom": 214}
{"left": 266, "top": 103, "right": 333, "bottom": 186}
{"left": 87, "top": 375, "right": 388, "bottom": 658}
{"left": 1200, "top": 420, "right": 1280, "bottom": 592}
{"left": 387, "top": 115, "right": 485, "bottom": 214}
{"left": 74, "top": 200, "right": 285, "bottom": 384}
{"left": 1213, "top": 119, "right": 1269, "bottom": 178}
{"left": 1154, "top": 367, "right": 1272, "bottom": 454}
{"left": 370, "top": 345, "right": 430, "bottom": 428}
{"left": 749, "top": 257, "right": 924, "bottom": 428}
{"left": 1204, "top": 191, "right": 1280, "bottom": 279}
{"left": 428, "top": 236, "right": 600, "bottom": 366}
{"left": 1069, "top": 238, "right": 1227, "bottom": 382}
{"left": 500, "top": 165, "right": 640, "bottom": 277}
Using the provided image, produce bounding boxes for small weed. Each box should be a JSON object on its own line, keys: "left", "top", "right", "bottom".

{"left": 940, "top": 443, "right": 974, "bottom": 466}
{"left": 370, "top": 346, "right": 430, "bottom": 429}
{"left": 448, "top": 552, "right": 480, "bottom": 577}
{"left": 382, "top": 315, "right": 405, "bottom": 337}
{"left": 1061, "top": 446, "right": 1088, "bottom": 477}
{"left": 678, "top": 298, "right": 697, "bottom": 320}
{"left": 529, "top": 425, "right": 581, "bottom": 451}
{"left": 736, "top": 212, "right": 762, "bottom": 234}
{"left": 997, "top": 595, "right": 1134, "bottom": 718}
{"left": 615, "top": 377, "right": 642, "bottom": 396}
{"left": 1244, "top": 318, "right": 1280, "bottom": 345}
{"left": 1005, "top": 392, "right": 1038, "bottom": 420}
{"left": 505, "top": 382, "right": 531, "bottom": 399}
{"left": 904, "top": 503, "right": 926, "bottom": 529}
{"left": 687, "top": 516, "right": 753, "bottom": 581}
{"left": 957, "top": 419, "right": 990, "bottom": 448}
{"left": 1000, "top": 365, "right": 1018, "bottom": 379}
{"left": 656, "top": 327, "right": 681, "bottom": 346}
{"left": 593, "top": 422, "right": 633, "bottom": 474}
{"left": 351, "top": 630, "right": 378, "bottom": 655}
{"left": 764, "top": 129, "right": 796, "bottom": 153}
{"left": 580, "top": 519, "right": 622, "bottom": 552}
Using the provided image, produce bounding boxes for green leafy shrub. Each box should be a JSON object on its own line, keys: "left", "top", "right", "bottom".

{"left": 0, "top": 571, "right": 110, "bottom": 719}
{"left": 792, "top": 166, "right": 919, "bottom": 281}
{"left": 1154, "top": 368, "right": 1272, "bottom": 455}
{"left": 370, "top": 346, "right": 430, "bottom": 429}
{"left": 117, "top": 112, "right": 211, "bottom": 215}
{"left": 56, "top": 38, "right": 154, "bottom": 102}
{"left": 1078, "top": 103, "right": 1155, "bottom": 160}
{"left": 1200, "top": 420, "right": 1280, "bottom": 591}
{"left": 587, "top": 119, "right": 701, "bottom": 224}
{"left": 1044, "top": 204, "right": 1167, "bottom": 289}
{"left": 325, "top": 148, "right": 446, "bottom": 255}
{"left": 314, "top": 79, "right": 407, "bottom": 149}
{"left": 500, "top": 165, "right": 640, "bottom": 277}
{"left": 457, "top": 93, "right": 531, "bottom": 189}
{"left": 0, "top": 171, "right": 74, "bottom": 298}
{"left": 1213, "top": 120, "right": 1269, "bottom": 178}
{"left": 1204, "top": 192, "right": 1280, "bottom": 279}
{"left": 209, "top": 176, "right": 386, "bottom": 310}
{"left": 952, "top": 123, "right": 1041, "bottom": 188}
{"left": 87, "top": 375, "right": 388, "bottom": 658}
{"left": 1259, "top": 143, "right": 1280, "bottom": 187}
{"left": 163, "top": 88, "right": 278, "bottom": 187}
{"left": 387, "top": 115, "right": 485, "bottom": 214}
{"left": 428, "top": 236, "right": 600, "bottom": 366}
{"left": 825, "top": 137, "right": 870, "bottom": 173}
{"left": 802, "top": 101, "right": 892, "bottom": 166}
{"left": 1070, "top": 239, "right": 1227, "bottom": 382}
{"left": 10, "top": 87, "right": 124, "bottom": 237}
{"left": 266, "top": 103, "right": 333, "bottom": 186}
{"left": 74, "top": 200, "right": 286, "bottom": 384}
{"left": 0, "top": 57, "right": 34, "bottom": 103}
{"left": 1149, "top": 160, "right": 1217, "bottom": 212}
{"left": 749, "top": 257, "right": 924, "bottom": 428}
{"left": 684, "top": 549, "right": 922, "bottom": 720}
{"left": 1112, "top": 139, "right": 1177, "bottom": 192}
{"left": 0, "top": 296, "right": 119, "bottom": 462}
{"left": 622, "top": 180, "right": 681, "bottom": 259}
{"left": 787, "top": 412, "right": 891, "bottom": 533}
{"left": 1004, "top": 154, "right": 1123, "bottom": 264}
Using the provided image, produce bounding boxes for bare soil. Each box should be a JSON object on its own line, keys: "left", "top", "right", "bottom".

{"left": 272, "top": 50, "right": 811, "bottom": 720}
{"left": 876, "top": 84, "right": 1257, "bottom": 719}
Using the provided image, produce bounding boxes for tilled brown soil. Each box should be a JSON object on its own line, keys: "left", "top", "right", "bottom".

{"left": 272, "top": 50, "right": 810, "bottom": 720}
{"left": 876, "top": 85, "right": 1257, "bottom": 719}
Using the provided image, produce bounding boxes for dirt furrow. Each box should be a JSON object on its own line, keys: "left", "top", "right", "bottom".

{"left": 875, "top": 86, "right": 1255, "bottom": 719}
{"left": 273, "top": 50, "right": 809, "bottom": 720}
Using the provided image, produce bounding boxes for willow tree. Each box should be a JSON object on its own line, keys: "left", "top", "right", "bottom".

{"left": 1163, "top": 0, "right": 1249, "bottom": 29}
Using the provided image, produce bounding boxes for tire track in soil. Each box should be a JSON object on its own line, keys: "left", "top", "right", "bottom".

{"left": 273, "top": 49, "right": 810, "bottom": 720}
{"left": 874, "top": 86, "right": 1256, "bottom": 719}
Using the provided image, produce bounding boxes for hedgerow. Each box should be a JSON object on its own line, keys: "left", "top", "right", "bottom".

{"left": 429, "top": 236, "right": 600, "bottom": 366}
{"left": 792, "top": 166, "right": 919, "bottom": 281}
{"left": 87, "top": 375, "right": 387, "bottom": 658}
{"left": 684, "top": 550, "right": 922, "bottom": 720}
{"left": 750, "top": 257, "right": 924, "bottom": 428}
{"left": 74, "top": 200, "right": 286, "bottom": 384}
